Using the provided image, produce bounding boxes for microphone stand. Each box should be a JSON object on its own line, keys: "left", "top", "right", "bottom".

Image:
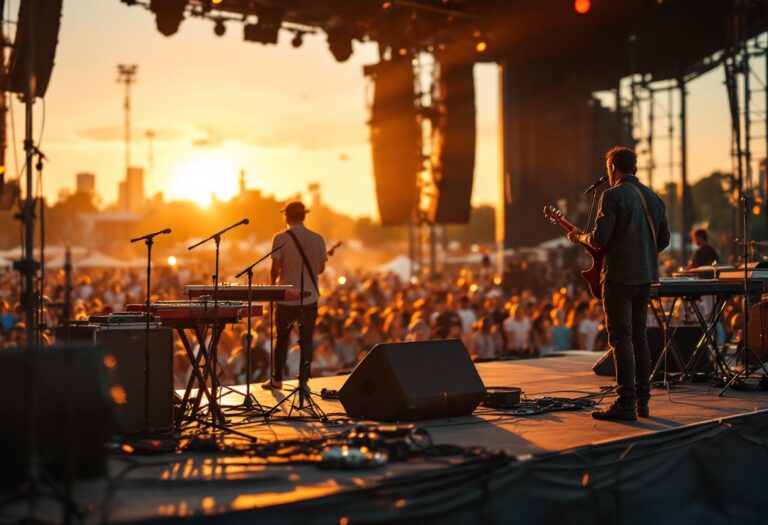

{"left": 130, "top": 228, "right": 171, "bottom": 435}
{"left": 229, "top": 244, "right": 284, "bottom": 413}
{"left": 188, "top": 219, "right": 249, "bottom": 425}
{"left": 719, "top": 196, "right": 768, "bottom": 394}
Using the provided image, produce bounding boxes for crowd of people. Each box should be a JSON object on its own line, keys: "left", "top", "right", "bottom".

{"left": 0, "top": 250, "right": 742, "bottom": 390}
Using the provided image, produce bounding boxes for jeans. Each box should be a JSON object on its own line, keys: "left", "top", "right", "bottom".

{"left": 602, "top": 280, "right": 651, "bottom": 405}
{"left": 272, "top": 302, "right": 318, "bottom": 382}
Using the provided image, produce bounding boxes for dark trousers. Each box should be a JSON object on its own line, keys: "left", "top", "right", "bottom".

{"left": 602, "top": 280, "right": 651, "bottom": 405}
{"left": 272, "top": 302, "right": 318, "bottom": 382}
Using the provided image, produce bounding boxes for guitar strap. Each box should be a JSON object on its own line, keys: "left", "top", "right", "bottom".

{"left": 285, "top": 228, "right": 319, "bottom": 294}
{"left": 628, "top": 183, "right": 658, "bottom": 251}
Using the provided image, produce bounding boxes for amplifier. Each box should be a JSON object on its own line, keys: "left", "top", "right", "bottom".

{"left": 96, "top": 327, "right": 174, "bottom": 434}
{"left": 593, "top": 326, "right": 712, "bottom": 377}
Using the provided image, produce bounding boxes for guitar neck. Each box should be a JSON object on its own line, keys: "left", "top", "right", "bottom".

{"left": 555, "top": 217, "right": 576, "bottom": 232}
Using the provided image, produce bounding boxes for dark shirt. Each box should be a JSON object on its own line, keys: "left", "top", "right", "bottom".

{"left": 690, "top": 244, "right": 719, "bottom": 268}
{"left": 581, "top": 176, "right": 670, "bottom": 285}
{"left": 433, "top": 311, "right": 461, "bottom": 339}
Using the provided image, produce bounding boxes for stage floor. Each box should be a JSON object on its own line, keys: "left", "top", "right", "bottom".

{"left": 8, "top": 351, "right": 768, "bottom": 524}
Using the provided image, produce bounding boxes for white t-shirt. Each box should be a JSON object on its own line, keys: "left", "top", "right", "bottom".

{"left": 457, "top": 308, "right": 478, "bottom": 337}
{"left": 579, "top": 318, "right": 600, "bottom": 351}
{"left": 504, "top": 317, "right": 530, "bottom": 349}
{"left": 271, "top": 224, "right": 327, "bottom": 306}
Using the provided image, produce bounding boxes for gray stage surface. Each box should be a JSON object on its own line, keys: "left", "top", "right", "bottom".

{"left": 7, "top": 351, "right": 768, "bottom": 524}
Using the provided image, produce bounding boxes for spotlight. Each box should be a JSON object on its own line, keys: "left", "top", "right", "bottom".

{"left": 475, "top": 41, "right": 487, "bottom": 53}
{"left": 291, "top": 31, "right": 304, "bottom": 48}
{"left": 574, "top": 0, "right": 591, "bottom": 14}
{"left": 214, "top": 18, "right": 225, "bottom": 36}
{"left": 326, "top": 22, "right": 353, "bottom": 62}
{"left": 149, "top": 0, "right": 186, "bottom": 37}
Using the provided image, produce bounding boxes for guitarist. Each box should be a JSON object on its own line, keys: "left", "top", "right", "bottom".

{"left": 262, "top": 201, "right": 328, "bottom": 390}
{"left": 567, "top": 147, "right": 670, "bottom": 420}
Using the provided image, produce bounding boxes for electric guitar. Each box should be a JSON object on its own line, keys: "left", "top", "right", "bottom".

{"left": 327, "top": 241, "right": 342, "bottom": 257}
{"left": 542, "top": 205, "right": 603, "bottom": 300}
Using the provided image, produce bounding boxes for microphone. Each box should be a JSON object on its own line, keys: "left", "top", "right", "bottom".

{"left": 130, "top": 228, "right": 172, "bottom": 243}
{"left": 188, "top": 218, "right": 250, "bottom": 250}
{"left": 583, "top": 176, "right": 607, "bottom": 195}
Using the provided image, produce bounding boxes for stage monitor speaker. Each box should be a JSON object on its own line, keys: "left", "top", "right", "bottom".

{"left": 430, "top": 60, "right": 476, "bottom": 224}
{"left": 367, "top": 57, "right": 421, "bottom": 226}
{"left": 592, "top": 325, "right": 711, "bottom": 377}
{"left": 97, "top": 327, "right": 174, "bottom": 434}
{"left": 8, "top": 0, "right": 64, "bottom": 98}
{"left": 592, "top": 349, "right": 614, "bottom": 377}
{"left": 339, "top": 339, "right": 486, "bottom": 421}
{"left": 0, "top": 344, "right": 115, "bottom": 486}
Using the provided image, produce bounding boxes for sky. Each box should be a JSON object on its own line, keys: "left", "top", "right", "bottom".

{"left": 4, "top": 0, "right": 755, "bottom": 218}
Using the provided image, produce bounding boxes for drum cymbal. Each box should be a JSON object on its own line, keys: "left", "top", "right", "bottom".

{"left": 733, "top": 240, "right": 768, "bottom": 247}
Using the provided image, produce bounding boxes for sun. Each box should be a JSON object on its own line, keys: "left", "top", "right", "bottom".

{"left": 168, "top": 153, "right": 240, "bottom": 207}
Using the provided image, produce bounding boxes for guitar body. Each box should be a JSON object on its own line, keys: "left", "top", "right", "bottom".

{"left": 579, "top": 243, "right": 603, "bottom": 301}
{"left": 542, "top": 204, "right": 603, "bottom": 301}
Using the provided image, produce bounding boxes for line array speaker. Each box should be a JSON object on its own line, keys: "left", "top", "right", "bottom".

{"left": 367, "top": 57, "right": 421, "bottom": 226}
{"left": 8, "top": 0, "right": 64, "bottom": 98}
{"left": 430, "top": 59, "right": 476, "bottom": 224}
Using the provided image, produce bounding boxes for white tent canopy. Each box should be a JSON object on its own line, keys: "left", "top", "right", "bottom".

{"left": 376, "top": 255, "right": 412, "bottom": 281}
{"left": 74, "top": 252, "right": 133, "bottom": 268}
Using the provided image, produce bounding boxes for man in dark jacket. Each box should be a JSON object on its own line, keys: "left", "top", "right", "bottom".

{"left": 568, "top": 147, "right": 670, "bottom": 420}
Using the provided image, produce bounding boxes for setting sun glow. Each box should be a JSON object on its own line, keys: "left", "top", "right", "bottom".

{"left": 167, "top": 153, "right": 241, "bottom": 208}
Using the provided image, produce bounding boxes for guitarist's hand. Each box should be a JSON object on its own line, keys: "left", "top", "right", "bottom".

{"left": 567, "top": 228, "right": 584, "bottom": 244}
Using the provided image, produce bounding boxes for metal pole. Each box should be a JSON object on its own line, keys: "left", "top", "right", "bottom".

{"left": 496, "top": 63, "right": 507, "bottom": 276}
{"left": 429, "top": 223, "right": 436, "bottom": 278}
{"left": 679, "top": 77, "right": 689, "bottom": 267}
{"left": 744, "top": 51, "right": 752, "bottom": 192}
{"left": 117, "top": 65, "right": 137, "bottom": 177}
{"left": 648, "top": 87, "right": 655, "bottom": 189}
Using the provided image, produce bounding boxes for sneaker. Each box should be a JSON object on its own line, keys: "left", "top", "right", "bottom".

{"left": 260, "top": 379, "right": 282, "bottom": 390}
{"left": 592, "top": 400, "right": 637, "bottom": 421}
{"left": 637, "top": 399, "right": 650, "bottom": 418}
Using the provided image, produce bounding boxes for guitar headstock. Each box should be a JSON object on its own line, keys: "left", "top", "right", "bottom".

{"left": 327, "top": 241, "right": 342, "bottom": 257}
{"left": 543, "top": 205, "right": 563, "bottom": 224}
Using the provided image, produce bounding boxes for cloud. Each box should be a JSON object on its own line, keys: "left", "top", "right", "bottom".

{"left": 246, "top": 123, "right": 367, "bottom": 151}
{"left": 74, "top": 126, "right": 189, "bottom": 143}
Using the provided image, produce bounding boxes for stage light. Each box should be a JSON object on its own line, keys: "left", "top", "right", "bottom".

{"left": 475, "top": 41, "right": 487, "bottom": 53}
{"left": 493, "top": 276, "right": 502, "bottom": 285}
{"left": 167, "top": 255, "right": 177, "bottom": 266}
{"left": 213, "top": 19, "right": 225, "bottom": 36}
{"left": 574, "top": 0, "right": 591, "bottom": 14}
{"left": 291, "top": 31, "right": 304, "bottom": 48}
{"left": 149, "top": 0, "right": 186, "bottom": 37}
{"left": 327, "top": 26, "right": 354, "bottom": 62}
{"left": 212, "top": 0, "right": 223, "bottom": 4}
{"left": 338, "top": 276, "right": 347, "bottom": 285}
{"left": 753, "top": 204, "right": 761, "bottom": 216}
{"left": 243, "top": 6, "right": 283, "bottom": 45}
{"left": 382, "top": 1, "right": 393, "bottom": 10}
{"left": 398, "top": 47, "right": 409, "bottom": 56}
